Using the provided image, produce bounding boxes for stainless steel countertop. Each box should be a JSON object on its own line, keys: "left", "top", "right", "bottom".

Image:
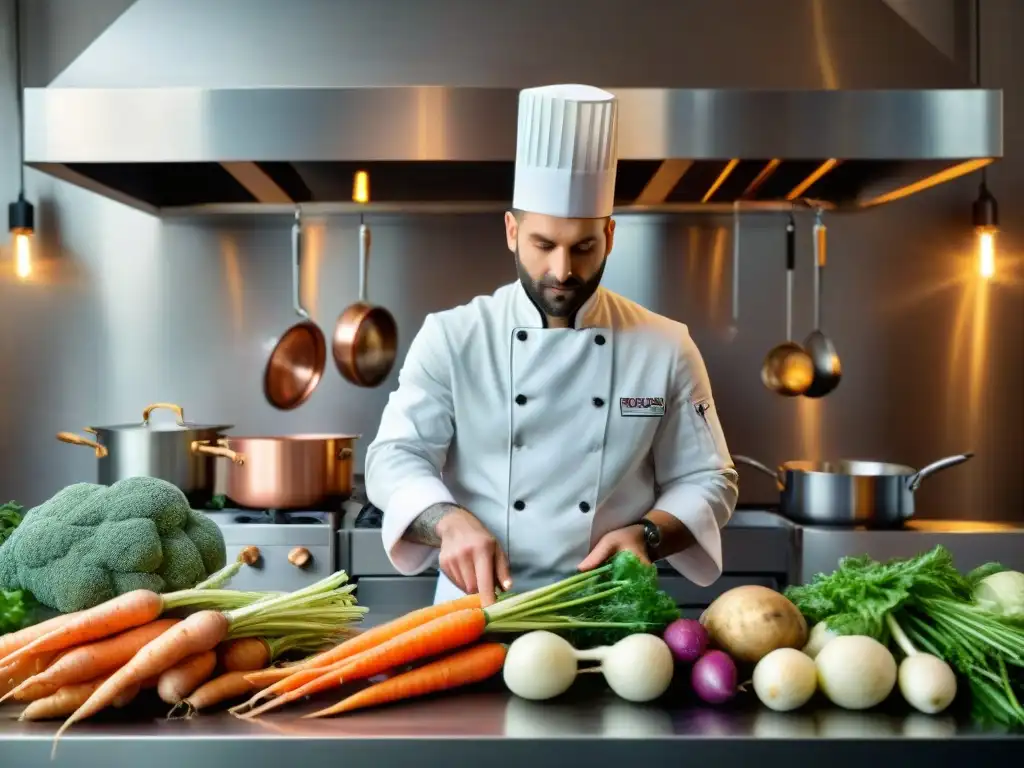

{"left": 1, "top": 679, "right": 1019, "bottom": 768}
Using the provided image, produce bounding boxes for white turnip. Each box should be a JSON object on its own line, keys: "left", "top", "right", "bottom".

{"left": 752, "top": 647, "right": 817, "bottom": 712}
{"left": 802, "top": 621, "right": 838, "bottom": 660}
{"left": 815, "top": 635, "right": 897, "bottom": 710}
{"left": 502, "top": 631, "right": 675, "bottom": 703}
{"left": 885, "top": 614, "right": 957, "bottom": 715}
{"left": 700, "top": 585, "right": 808, "bottom": 664}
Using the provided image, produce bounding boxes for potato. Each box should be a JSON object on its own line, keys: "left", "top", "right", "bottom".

{"left": 700, "top": 585, "right": 809, "bottom": 664}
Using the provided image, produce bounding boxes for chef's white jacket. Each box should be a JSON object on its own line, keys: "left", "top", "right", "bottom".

{"left": 365, "top": 281, "right": 739, "bottom": 605}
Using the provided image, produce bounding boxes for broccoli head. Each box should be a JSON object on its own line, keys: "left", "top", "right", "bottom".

{"left": 0, "top": 477, "right": 227, "bottom": 613}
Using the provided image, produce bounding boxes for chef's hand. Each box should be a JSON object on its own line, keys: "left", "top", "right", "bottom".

{"left": 576, "top": 524, "right": 650, "bottom": 571}
{"left": 436, "top": 507, "right": 512, "bottom": 607}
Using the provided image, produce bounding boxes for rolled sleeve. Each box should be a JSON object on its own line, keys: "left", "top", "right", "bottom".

{"left": 652, "top": 328, "right": 739, "bottom": 586}
{"left": 365, "top": 314, "right": 457, "bottom": 575}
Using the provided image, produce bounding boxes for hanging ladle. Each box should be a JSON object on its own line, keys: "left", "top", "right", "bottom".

{"left": 802, "top": 208, "right": 842, "bottom": 398}
{"left": 263, "top": 207, "right": 327, "bottom": 410}
{"left": 761, "top": 213, "right": 814, "bottom": 396}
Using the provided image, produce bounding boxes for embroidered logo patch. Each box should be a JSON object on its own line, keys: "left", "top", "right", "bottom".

{"left": 619, "top": 397, "right": 666, "bottom": 417}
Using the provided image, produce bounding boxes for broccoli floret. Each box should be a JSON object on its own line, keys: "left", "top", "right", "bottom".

{"left": 0, "top": 477, "right": 227, "bottom": 613}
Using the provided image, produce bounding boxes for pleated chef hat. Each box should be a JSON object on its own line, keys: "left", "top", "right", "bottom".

{"left": 512, "top": 84, "right": 619, "bottom": 219}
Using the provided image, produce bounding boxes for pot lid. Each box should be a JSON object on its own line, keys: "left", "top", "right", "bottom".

{"left": 90, "top": 403, "right": 233, "bottom": 434}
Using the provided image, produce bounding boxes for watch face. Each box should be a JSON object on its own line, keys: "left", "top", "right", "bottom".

{"left": 644, "top": 521, "right": 661, "bottom": 547}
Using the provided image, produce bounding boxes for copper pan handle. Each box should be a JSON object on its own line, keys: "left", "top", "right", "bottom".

{"left": 142, "top": 402, "right": 185, "bottom": 425}
{"left": 56, "top": 431, "right": 108, "bottom": 459}
{"left": 337, "top": 447, "right": 353, "bottom": 460}
{"left": 191, "top": 440, "right": 246, "bottom": 466}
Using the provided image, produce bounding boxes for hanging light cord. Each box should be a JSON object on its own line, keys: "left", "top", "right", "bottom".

{"left": 975, "top": 0, "right": 987, "bottom": 189}
{"left": 13, "top": 0, "right": 25, "bottom": 195}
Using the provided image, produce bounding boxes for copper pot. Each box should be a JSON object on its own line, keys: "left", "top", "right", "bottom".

{"left": 193, "top": 434, "right": 359, "bottom": 509}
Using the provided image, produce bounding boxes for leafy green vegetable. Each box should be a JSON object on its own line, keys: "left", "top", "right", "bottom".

{"left": 785, "top": 546, "right": 1024, "bottom": 728}
{"left": 0, "top": 500, "right": 25, "bottom": 547}
{"left": 0, "top": 588, "right": 34, "bottom": 635}
{"left": 484, "top": 551, "right": 681, "bottom": 647}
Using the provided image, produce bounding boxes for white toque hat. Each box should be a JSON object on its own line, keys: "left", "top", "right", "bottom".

{"left": 512, "top": 84, "right": 619, "bottom": 219}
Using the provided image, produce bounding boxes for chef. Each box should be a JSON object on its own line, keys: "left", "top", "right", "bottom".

{"left": 365, "top": 83, "right": 738, "bottom": 607}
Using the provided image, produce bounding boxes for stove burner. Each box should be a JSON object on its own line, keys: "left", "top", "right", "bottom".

{"left": 355, "top": 502, "right": 384, "bottom": 529}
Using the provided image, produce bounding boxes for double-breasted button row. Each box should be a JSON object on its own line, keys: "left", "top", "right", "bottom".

{"left": 511, "top": 499, "right": 591, "bottom": 514}
{"left": 516, "top": 330, "right": 606, "bottom": 344}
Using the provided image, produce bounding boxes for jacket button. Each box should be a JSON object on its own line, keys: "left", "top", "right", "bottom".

{"left": 579, "top": 501, "right": 591, "bottom": 513}
{"left": 513, "top": 500, "right": 525, "bottom": 511}
{"left": 515, "top": 394, "right": 527, "bottom": 406}
{"left": 516, "top": 330, "right": 528, "bottom": 341}
{"left": 592, "top": 397, "right": 604, "bottom": 407}
{"left": 594, "top": 334, "right": 606, "bottom": 346}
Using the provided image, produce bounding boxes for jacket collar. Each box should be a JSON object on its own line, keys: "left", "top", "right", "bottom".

{"left": 511, "top": 281, "right": 607, "bottom": 330}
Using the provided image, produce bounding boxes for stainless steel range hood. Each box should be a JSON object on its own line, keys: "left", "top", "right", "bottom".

{"left": 23, "top": 0, "right": 1003, "bottom": 216}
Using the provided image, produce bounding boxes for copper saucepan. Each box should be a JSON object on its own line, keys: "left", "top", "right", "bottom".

{"left": 265, "top": 208, "right": 327, "bottom": 410}
{"left": 192, "top": 434, "right": 359, "bottom": 510}
{"left": 332, "top": 218, "right": 398, "bottom": 388}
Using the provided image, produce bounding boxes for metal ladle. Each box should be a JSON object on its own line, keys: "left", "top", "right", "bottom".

{"left": 802, "top": 209, "right": 842, "bottom": 398}
{"left": 761, "top": 213, "right": 814, "bottom": 396}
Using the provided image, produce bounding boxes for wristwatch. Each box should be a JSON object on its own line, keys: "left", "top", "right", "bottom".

{"left": 638, "top": 518, "right": 662, "bottom": 562}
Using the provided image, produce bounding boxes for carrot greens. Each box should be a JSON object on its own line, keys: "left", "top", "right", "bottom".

{"left": 785, "top": 545, "right": 1024, "bottom": 728}
{"left": 483, "top": 551, "right": 681, "bottom": 646}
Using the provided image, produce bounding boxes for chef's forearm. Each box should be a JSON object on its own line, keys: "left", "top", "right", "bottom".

{"left": 644, "top": 509, "right": 696, "bottom": 559}
{"left": 402, "top": 502, "right": 461, "bottom": 547}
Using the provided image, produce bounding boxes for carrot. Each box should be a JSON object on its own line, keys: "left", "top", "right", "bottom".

{"left": 0, "top": 591, "right": 166, "bottom": 671}
{"left": 157, "top": 650, "right": 218, "bottom": 704}
{"left": 304, "top": 643, "right": 507, "bottom": 718}
{"left": 169, "top": 670, "right": 258, "bottom": 719}
{"left": 220, "top": 637, "right": 270, "bottom": 672}
{"left": 112, "top": 683, "right": 140, "bottom": 708}
{"left": 3, "top": 619, "right": 179, "bottom": 703}
{"left": 238, "top": 594, "right": 482, "bottom": 706}
{"left": 1, "top": 652, "right": 58, "bottom": 697}
{"left": 0, "top": 612, "right": 78, "bottom": 660}
{"left": 240, "top": 608, "right": 487, "bottom": 719}
{"left": 20, "top": 677, "right": 109, "bottom": 721}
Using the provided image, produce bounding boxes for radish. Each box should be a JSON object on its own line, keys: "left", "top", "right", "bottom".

{"left": 690, "top": 650, "right": 738, "bottom": 704}
{"left": 752, "top": 648, "right": 817, "bottom": 712}
{"left": 885, "top": 614, "right": 957, "bottom": 715}
{"left": 502, "top": 631, "right": 675, "bottom": 703}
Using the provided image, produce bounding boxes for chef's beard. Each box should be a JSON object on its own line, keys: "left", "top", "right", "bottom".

{"left": 515, "top": 249, "right": 607, "bottom": 322}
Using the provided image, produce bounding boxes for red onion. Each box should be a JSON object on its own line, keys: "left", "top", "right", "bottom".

{"left": 662, "top": 619, "right": 710, "bottom": 663}
{"left": 691, "top": 650, "right": 738, "bottom": 705}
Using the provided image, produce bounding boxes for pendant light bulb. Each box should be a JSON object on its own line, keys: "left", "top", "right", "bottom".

{"left": 972, "top": 182, "right": 998, "bottom": 280}
{"left": 8, "top": 193, "right": 34, "bottom": 281}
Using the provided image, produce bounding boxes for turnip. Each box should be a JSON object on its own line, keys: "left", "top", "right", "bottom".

{"left": 815, "top": 634, "right": 897, "bottom": 710}
{"left": 502, "top": 631, "right": 675, "bottom": 703}
{"left": 662, "top": 618, "right": 709, "bottom": 663}
{"left": 700, "top": 585, "right": 808, "bottom": 664}
{"left": 752, "top": 647, "right": 817, "bottom": 712}
{"left": 885, "top": 614, "right": 957, "bottom": 715}
{"left": 690, "top": 650, "right": 738, "bottom": 704}
{"left": 502, "top": 631, "right": 579, "bottom": 701}
{"left": 802, "top": 621, "right": 837, "bottom": 660}
{"left": 577, "top": 633, "right": 676, "bottom": 702}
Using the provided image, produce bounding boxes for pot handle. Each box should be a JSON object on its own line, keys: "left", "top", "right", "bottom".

{"left": 56, "top": 431, "right": 109, "bottom": 459}
{"left": 337, "top": 447, "right": 353, "bottom": 460}
{"left": 732, "top": 455, "right": 786, "bottom": 491}
{"left": 142, "top": 403, "right": 185, "bottom": 426}
{"left": 907, "top": 452, "right": 974, "bottom": 492}
{"left": 191, "top": 439, "right": 246, "bottom": 466}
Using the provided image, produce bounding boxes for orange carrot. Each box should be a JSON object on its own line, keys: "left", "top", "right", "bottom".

{"left": 157, "top": 650, "right": 218, "bottom": 704}
{"left": 54, "top": 610, "right": 230, "bottom": 742}
{"left": 4, "top": 619, "right": 179, "bottom": 703}
{"left": 239, "top": 594, "right": 482, "bottom": 702}
{"left": 304, "top": 643, "right": 507, "bottom": 718}
{"left": 170, "top": 670, "right": 259, "bottom": 719}
{"left": 245, "top": 594, "right": 482, "bottom": 687}
{"left": 240, "top": 608, "right": 487, "bottom": 719}
{"left": 20, "top": 677, "right": 110, "bottom": 721}
{"left": 1, "top": 652, "right": 58, "bottom": 697}
{"left": 0, "top": 590, "right": 165, "bottom": 670}
{"left": 0, "top": 612, "right": 78, "bottom": 661}
{"left": 220, "top": 638, "right": 270, "bottom": 672}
